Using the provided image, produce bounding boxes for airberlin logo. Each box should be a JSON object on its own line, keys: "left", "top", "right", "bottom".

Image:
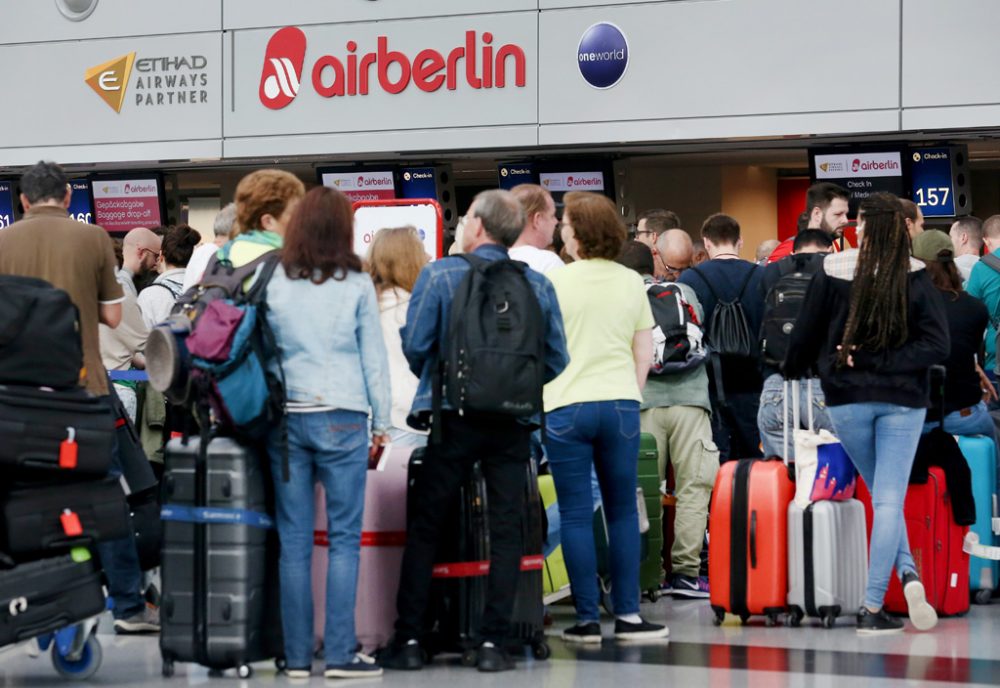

{"left": 258, "top": 26, "right": 527, "bottom": 110}
{"left": 259, "top": 27, "right": 307, "bottom": 110}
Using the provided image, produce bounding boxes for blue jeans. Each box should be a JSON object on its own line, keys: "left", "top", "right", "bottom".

{"left": 827, "top": 402, "right": 925, "bottom": 609}
{"left": 757, "top": 374, "right": 835, "bottom": 460}
{"left": 95, "top": 395, "right": 144, "bottom": 620}
{"left": 268, "top": 410, "right": 368, "bottom": 668}
{"left": 922, "top": 400, "right": 995, "bottom": 437}
{"left": 544, "top": 400, "right": 641, "bottom": 621}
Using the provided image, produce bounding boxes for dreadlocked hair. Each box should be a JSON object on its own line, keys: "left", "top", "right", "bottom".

{"left": 837, "top": 193, "right": 911, "bottom": 368}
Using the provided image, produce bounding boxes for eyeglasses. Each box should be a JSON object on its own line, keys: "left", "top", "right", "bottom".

{"left": 140, "top": 247, "right": 162, "bottom": 261}
{"left": 635, "top": 229, "right": 654, "bottom": 237}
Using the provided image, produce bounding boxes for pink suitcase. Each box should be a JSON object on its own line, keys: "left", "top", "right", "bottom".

{"left": 311, "top": 445, "right": 411, "bottom": 654}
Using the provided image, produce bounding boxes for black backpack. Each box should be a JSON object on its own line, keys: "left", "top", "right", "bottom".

{"left": 0, "top": 275, "right": 83, "bottom": 389}
{"left": 441, "top": 254, "right": 546, "bottom": 421}
{"left": 760, "top": 255, "right": 824, "bottom": 368}
{"left": 646, "top": 282, "right": 707, "bottom": 374}
{"left": 690, "top": 265, "right": 758, "bottom": 360}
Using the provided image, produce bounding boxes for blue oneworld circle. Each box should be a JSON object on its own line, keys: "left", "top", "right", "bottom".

{"left": 577, "top": 23, "right": 629, "bottom": 89}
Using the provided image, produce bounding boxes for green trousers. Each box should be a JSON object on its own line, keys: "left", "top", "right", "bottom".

{"left": 639, "top": 405, "right": 719, "bottom": 577}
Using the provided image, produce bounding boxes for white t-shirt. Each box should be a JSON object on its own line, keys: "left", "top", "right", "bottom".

{"left": 182, "top": 243, "right": 222, "bottom": 293}
{"left": 137, "top": 268, "right": 186, "bottom": 329}
{"left": 509, "top": 245, "right": 565, "bottom": 276}
{"left": 955, "top": 253, "right": 979, "bottom": 285}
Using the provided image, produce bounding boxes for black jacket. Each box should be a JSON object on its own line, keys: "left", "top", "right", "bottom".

{"left": 784, "top": 250, "right": 950, "bottom": 408}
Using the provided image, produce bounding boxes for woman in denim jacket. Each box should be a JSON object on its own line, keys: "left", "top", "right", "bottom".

{"left": 265, "top": 186, "right": 391, "bottom": 679}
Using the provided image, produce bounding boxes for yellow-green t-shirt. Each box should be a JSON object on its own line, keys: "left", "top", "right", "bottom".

{"left": 544, "top": 259, "right": 654, "bottom": 412}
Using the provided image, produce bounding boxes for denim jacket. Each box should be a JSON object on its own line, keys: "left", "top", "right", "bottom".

{"left": 265, "top": 267, "right": 392, "bottom": 433}
{"left": 401, "top": 243, "right": 570, "bottom": 428}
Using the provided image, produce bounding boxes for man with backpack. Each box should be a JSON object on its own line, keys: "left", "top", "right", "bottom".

{"left": 382, "top": 190, "right": 568, "bottom": 673}
{"left": 757, "top": 230, "right": 836, "bottom": 458}
{"left": 619, "top": 235, "right": 718, "bottom": 599}
{"left": 679, "top": 214, "right": 764, "bottom": 461}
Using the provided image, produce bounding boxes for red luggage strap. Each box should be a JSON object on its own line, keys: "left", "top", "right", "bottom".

{"left": 58, "top": 427, "right": 78, "bottom": 469}
{"left": 60, "top": 509, "right": 83, "bottom": 537}
{"left": 314, "top": 530, "right": 408, "bottom": 548}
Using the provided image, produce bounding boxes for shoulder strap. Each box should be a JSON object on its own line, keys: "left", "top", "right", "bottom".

{"left": 147, "top": 282, "right": 181, "bottom": 298}
{"left": 982, "top": 252, "right": 1000, "bottom": 275}
{"left": 688, "top": 266, "right": 720, "bottom": 301}
{"left": 735, "top": 265, "right": 757, "bottom": 298}
{"left": 777, "top": 258, "right": 798, "bottom": 278}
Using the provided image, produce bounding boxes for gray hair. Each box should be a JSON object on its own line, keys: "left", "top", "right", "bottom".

{"left": 213, "top": 202, "right": 237, "bottom": 238}
{"left": 471, "top": 189, "right": 526, "bottom": 248}
{"left": 20, "top": 161, "right": 68, "bottom": 204}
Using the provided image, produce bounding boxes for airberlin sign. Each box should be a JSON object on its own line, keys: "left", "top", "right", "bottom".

{"left": 259, "top": 26, "right": 528, "bottom": 110}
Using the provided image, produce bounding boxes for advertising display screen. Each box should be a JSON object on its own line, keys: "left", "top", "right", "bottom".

{"left": 0, "top": 181, "right": 14, "bottom": 229}
{"left": 538, "top": 170, "right": 606, "bottom": 193}
{"left": 92, "top": 176, "right": 163, "bottom": 233}
{"left": 69, "top": 179, "right": 94, "bottom": 224}
{"left": 320, "top": 168, "right": 396, "bottom": 202}
{"left": 810, "top": 148, "right": 906, "bottom": 216}
{"left": 497, "top": 163, "right": 536, "bottom": 190}
{"left": 353, "top": 199, "right": 443, "bottom": 261}
{"left": 399, "top": 167, "right": 437, "bottom": 200}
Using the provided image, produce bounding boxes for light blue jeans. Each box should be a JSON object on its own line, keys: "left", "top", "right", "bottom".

{"left": 268, "top": 410, "right": 368, "bottom": 668}
{"left": 922, "top": 400, "right": 995, "bottom": 437}
{"left": 757, "top": 373, "right": 835, "bottom": 460}
{"left": 827, "top": 402, "right": 925, "bottom": 609}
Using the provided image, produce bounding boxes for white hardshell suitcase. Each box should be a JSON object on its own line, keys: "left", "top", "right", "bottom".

{"left": 784, "top": 380, "right": 868, "bottom": 627}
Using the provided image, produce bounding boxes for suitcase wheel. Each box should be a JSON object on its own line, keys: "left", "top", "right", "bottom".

{"left": 460, "top": 648, "right": 478, "bottom": 668}
{"left": 711, "top": 609, "right": 725, "bottom": 626}
{"left": 821, "top": 613, "right": 836, "bottom": 629}
{"left": 739, "top": 612, "right": 751, "bottom": 625}
{"left": 275, "top": 657, "right": 288, "bottom": 672}
{"left": 531, "top": 641, "right": 551, "bottom": 661}
{"left": 785, "top": 608, "right": 804, "bottom": 628}
{"left": 161, "top": 659, "right": 175, "bottom": 678}
{"left": 764, "top": 613, "right": 779, "bottom": 628}
{"left": 236, "top": 664, "right": 253, "bottom": 679}
{"left": 644, "top": 589, "right": 661, "bottom": 603}
{"left": 974, "top": 589, "right": 993, "bottom": 606}
{"left": 51, "top": 634, "right": 102, "bottom": 680}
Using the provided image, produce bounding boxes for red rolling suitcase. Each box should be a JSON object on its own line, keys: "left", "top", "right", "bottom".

{"left": 708, "top": 456, "right": 795, "bottom": 626}
{"left": 879, "top": 467, "right": 969, "bottom": 616}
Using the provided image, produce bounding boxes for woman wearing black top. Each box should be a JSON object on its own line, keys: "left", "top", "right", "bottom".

{"left": 785, "top": 193, "right": 950, "bottom": 635}
{"left": 912, "top": 230, "right": 997, "bottom": 435}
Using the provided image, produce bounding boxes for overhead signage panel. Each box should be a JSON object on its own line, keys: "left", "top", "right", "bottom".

{"left": 92, "top": 177, "right": 163, "bottom": 233}
{"left": 0, "top": 182, "right": 14, "bottom": 229}
{"left": 321, "top": 170, "right": 396, "bottom": 202}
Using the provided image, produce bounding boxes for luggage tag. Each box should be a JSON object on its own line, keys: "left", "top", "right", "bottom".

{"left": 59, "top": 427, "right": 78, "bottom": 469}
{"left": 60, "top": 509, "right": 83, "bottom": 537}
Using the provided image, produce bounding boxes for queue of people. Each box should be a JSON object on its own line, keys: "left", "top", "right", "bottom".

{"left": 1, "top": 160, "right": 996, "bottom": 680}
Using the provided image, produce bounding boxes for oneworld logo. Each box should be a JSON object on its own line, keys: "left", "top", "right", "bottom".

{"left": 258, "top": 27, "right": 527, "bottom": 109}
{"left": 577, "top": 22, "right": 628, "bottom": 89}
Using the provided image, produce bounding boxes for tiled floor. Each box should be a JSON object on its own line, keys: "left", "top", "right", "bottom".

{"left": 2, "top": 597, "right": 999, "bottom": 687}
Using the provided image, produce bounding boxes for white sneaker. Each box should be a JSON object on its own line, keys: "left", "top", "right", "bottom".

{"left": 903, "top": 572, "right": 938, "bottom": 632}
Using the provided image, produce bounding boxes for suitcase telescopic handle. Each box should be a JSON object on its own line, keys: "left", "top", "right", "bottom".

{"left": 749, "top": 510, "right": 758, "bottom": 569}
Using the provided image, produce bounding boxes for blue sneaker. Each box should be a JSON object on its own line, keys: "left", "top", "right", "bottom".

{"left": 659, "top": 578, "right": 674, "bottom": 595}
{"left": 671, "top": 574, "right": 709, "bottom": 599}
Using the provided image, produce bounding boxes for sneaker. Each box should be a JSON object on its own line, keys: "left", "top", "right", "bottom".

{"left": 378, "top": 637, "right": 424, "bottom": 671}
{"left": 561, "top": 621, "right": 602, "bottom": 644}
{"left": 613, "top": 618, "right": 669, "bottom": 641}
{"left": 671, "top": 574, "right": 710, "bottom": 600}
{"left": 325, "top": 653, "right": 383, "bottom": 679}
{"left": 659, "top": 579, "right": 674, "bottom": 595}
{"left": 856, "top": 606, "right": 903, "bottom": 635}
{"left": 113, "top": 606, "right": 160, "bottom": 635}
{"left": 902, "top": 572, "right": 938, "bottom": 631}
{"left": 285, "top": 667, "right": 311, "bottom": 679}
{"left": 475, "top": 642, "right": 514, "bottom": 673}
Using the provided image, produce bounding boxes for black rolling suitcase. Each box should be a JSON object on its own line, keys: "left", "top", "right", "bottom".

{"left": 1, "top": 477, "right": 130, "bottom": 556}
{"left": 0, "top": 550, "right": 106, "bottom": 648}
{"left": 159, "top": 436, "right": 283, "bottom": 679}
{"left": 0, "top": 386, "right": 113, "bottom": 478}
{"left": 413, "top": 451, "right": 549, "bottom": 662}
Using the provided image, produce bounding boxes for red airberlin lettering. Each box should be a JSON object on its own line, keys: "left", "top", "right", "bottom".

{"left": 309, "top": 30, "right": 526, "bottom": 98}
{"left": 259, "top": 26, "right": 307, "bottom": 110}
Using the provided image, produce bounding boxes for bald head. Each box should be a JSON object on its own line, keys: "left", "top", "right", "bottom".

{"left": 121, "top": 227, "right": 162, "bottom": 275}
{"left": 655, "top": 229, "right": 694, "bottom": 280}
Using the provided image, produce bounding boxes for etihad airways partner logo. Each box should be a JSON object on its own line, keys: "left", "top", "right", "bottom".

{"left": 85, "top": 52, "right": 135, "bottom": 112}
{"left": 86, "top": 51, "right": 209, "bottom": 113}
{"left": 258, "top": 26, "right": 527, "bottom": 110}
